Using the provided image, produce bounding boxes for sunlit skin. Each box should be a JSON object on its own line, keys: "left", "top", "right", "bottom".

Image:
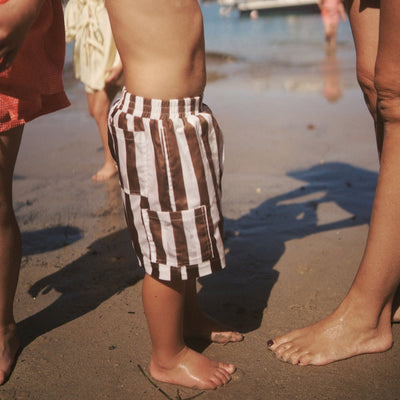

{"left": 268, "top": 0, "right": 400, "bottom": 366}
{"left": 143, "top": 275, "right": 239, "bottom": 390}
{"left": 105, "top": 0, "right": 241, "bottom": 389}
{"left": 105, "top": 0, "right": 206, "bottom": 100}
{"left": 87, "top": 64, "right": 123, "bottom": 182}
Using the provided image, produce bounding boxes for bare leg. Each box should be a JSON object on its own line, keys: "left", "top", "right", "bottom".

{"left": 324, "top": 24, "right": 337, "bottom": 49}
{"left": 86, "top": 85, "right": 119, "bottom": 181}
{"left": 268, "top": 0, "right": 400, "bottom": 365}
{"left": 142, "top": 274, "right": 235, "bottom": 389}
{"left": 0, "top": 126, "right": 23, "bottom": 384}
{"left": 183, "top": 279, "right": 243, "bottom": 344}
{"left": 329, "top": 24, "right": 338, "bottom": 48}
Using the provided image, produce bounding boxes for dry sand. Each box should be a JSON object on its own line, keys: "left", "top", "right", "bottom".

{"left": 2, "top": 45, "right": 399, "bottom": 400}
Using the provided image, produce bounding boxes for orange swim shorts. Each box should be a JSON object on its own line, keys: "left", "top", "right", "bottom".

{"left": 0, "top": 0, "right": 70, "bottom": 133}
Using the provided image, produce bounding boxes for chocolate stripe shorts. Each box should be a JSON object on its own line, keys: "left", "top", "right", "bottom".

{"left": 108, "top": 89, "right": 225, "bottom": 281}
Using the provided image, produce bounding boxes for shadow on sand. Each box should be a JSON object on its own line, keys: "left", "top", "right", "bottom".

{"left": 17, "top": 162, "right": 377, "bottom": 346}
{"left": 17, "top": 228, "right": 143, "bottom": 347}
{"left": 198, "top": 161, "right": 377, "bottom": 332}
{"left": 21, "top": 226, "right": 83, "bottom": 256}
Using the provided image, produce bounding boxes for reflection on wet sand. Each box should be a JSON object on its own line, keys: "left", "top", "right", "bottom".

{"left": 322, "top": 49, "right": 343, "bottom": 102}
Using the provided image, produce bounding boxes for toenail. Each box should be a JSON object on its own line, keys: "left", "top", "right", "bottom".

{"left": 267, "top": 339, "right": 274, "bottom": 347}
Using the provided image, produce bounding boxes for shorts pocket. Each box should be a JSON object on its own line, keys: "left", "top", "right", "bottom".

{"left": 141, "top": 205, "right": 214, "bottom": 267}
{"left": 112, "top": 113, "right": 149, "bottom": 195}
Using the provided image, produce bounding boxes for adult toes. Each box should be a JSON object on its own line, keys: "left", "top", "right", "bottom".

{"left": 297, "top": 353, "right": 313, "bottom": 366}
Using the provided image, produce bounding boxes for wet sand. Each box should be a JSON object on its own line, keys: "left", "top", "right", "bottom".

{"left": 2, "top": 45, "right": 400, "bottom": 400}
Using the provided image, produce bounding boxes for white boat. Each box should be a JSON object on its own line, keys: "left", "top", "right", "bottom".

{"left": 218, "top": 0, "right": 320, "bottom": 15}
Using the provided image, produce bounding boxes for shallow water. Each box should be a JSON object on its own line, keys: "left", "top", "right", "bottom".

{"left": 201, "top": 2, "right": 353, "bottom": 62}
{"left": 65, "top": 2, "right": 355, "bottom": 79}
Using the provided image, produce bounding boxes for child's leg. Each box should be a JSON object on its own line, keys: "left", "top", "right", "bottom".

{"left": 183, "top": 279, "right": 243, "bottom": 344}
{"left": 142, "top": 274, "right": 235, "bottom": 390}
{"left": 86, "top": 86, "right": 119, "bottom": 181}
{"left": 329, "top": 24, "right": 338, "bottom": 48}
{"left": 324, "top": 22, "right": 337, "bottom": 48}
{"left": 268, "top": 0, "right": 400, "bottom": 366}
{"left": 0, "top": 126, "right": 24, "bottom": 384}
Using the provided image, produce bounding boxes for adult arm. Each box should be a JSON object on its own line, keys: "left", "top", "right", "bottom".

{"left": 0, "top": 0, "right": 45, "bottom": 72}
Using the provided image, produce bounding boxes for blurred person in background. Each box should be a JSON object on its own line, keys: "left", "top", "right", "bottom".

{"left": 65, "top": 0, "right": 123, "bottom": 181}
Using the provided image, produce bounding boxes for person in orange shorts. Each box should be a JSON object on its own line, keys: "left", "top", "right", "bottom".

{"left": 0, "top": 0, "right": 69, "bottom": 384}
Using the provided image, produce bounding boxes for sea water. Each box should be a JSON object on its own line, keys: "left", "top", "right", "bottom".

{"left": 65, "top": 2, "right": 354, "bottom": 66}
{"left": 201, "top": 2, "right": 354, "bottom": 63}
{"left": 64, "top": 1, "right": 357, "bottom": 96}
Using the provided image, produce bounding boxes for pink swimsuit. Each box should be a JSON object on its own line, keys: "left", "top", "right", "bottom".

{"left": 321, "top": 0, "right": 341, "bottom": 26}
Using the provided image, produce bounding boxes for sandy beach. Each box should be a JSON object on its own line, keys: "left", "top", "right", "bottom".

{"left": 2, "top": 8, "right": 399, "bottom": 400}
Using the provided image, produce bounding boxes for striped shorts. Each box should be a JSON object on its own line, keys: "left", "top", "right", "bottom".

{"left": 108, "top": 89, "right": 225, "bottom": 281}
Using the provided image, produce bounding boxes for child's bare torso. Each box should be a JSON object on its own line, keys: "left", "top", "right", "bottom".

{"left": 105, "top": 0, "right": 206, "bottom": 99}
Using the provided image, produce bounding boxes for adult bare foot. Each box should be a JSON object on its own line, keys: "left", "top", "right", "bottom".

{"left": 150, "top": 346, "right": 235, "bottom": 389}
{"left": 0, "top": 324, "right": 20, "bottom": 385}
{"left": 184, "top": 310, "right": 243, "bottom": 344}
{"left": 267, "top": 300, "right": 393, "bottom": 365}
{"left": 91, "top": 162, "right": 117, "bottom": 181}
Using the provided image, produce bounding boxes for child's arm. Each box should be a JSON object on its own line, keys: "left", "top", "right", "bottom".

{"left": 105, "top": 61, "right": 123, "bottom": 85}
{"left": 0, "top": 0, "right": 45, "bottom": 72}
{"left": 338, "top": 1, "right": 347, "bottom": 22}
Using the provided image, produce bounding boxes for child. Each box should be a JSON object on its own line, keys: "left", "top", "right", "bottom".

{"left": 64, "top": 0, "right": 123, "bottom": 181}
{"left": 319, "top": 0, "right": 347, "bottom": 49}
{"left": 105, "top": 0, "right": 243, "bottom": 390}
{"left": 0, "top": 0, "right": 69, "bottom": 384}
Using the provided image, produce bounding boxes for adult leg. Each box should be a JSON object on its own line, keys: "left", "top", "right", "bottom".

{"left": 268, "top": 0, "right": 400, "bottom": 365}
{"left": 182, "top": 279, "right": 243, "bottom": 344}
{"left": 373, "top": 0, "right": 400, "bottom": 323}
{"left": 0, "top": 126, "right": 24, "bottom": 384}
{"left": 86, "top": 85, "right": 119, "bottom": 181}
{"left": 142, "top": 274, "right": 235, "bottom": 389}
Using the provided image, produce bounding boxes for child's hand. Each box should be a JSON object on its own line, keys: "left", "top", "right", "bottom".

{"left": 0, "top": 0, "right": 44, "bottom": 72}
{"left": 105, "top": 62, "right": 123, "bottom": 85}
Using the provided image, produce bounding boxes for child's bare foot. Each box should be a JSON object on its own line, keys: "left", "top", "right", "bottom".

{"left": 184, "top": 310, "right": 243, "bottom": 344}
{"left": 150, "top": 346, "right": 235, "bottom": 389}
{"left": 91, "top": 162, "right": 117, "bottom": 181}
{"left": 267, "top": 300, "right": 393, "bottom": 366}
{"left": 393, "top": 307, "right": 400, "bottom": 322}
{"left": 0, "top": 324, "right": 20, "bottom": 385}
{"left": 392, "top": 287, "right": 400, "bottom": 322}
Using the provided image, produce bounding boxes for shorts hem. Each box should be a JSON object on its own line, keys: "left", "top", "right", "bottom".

{"left": 142, "top": 256, "right": 226, "bottom": 281}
